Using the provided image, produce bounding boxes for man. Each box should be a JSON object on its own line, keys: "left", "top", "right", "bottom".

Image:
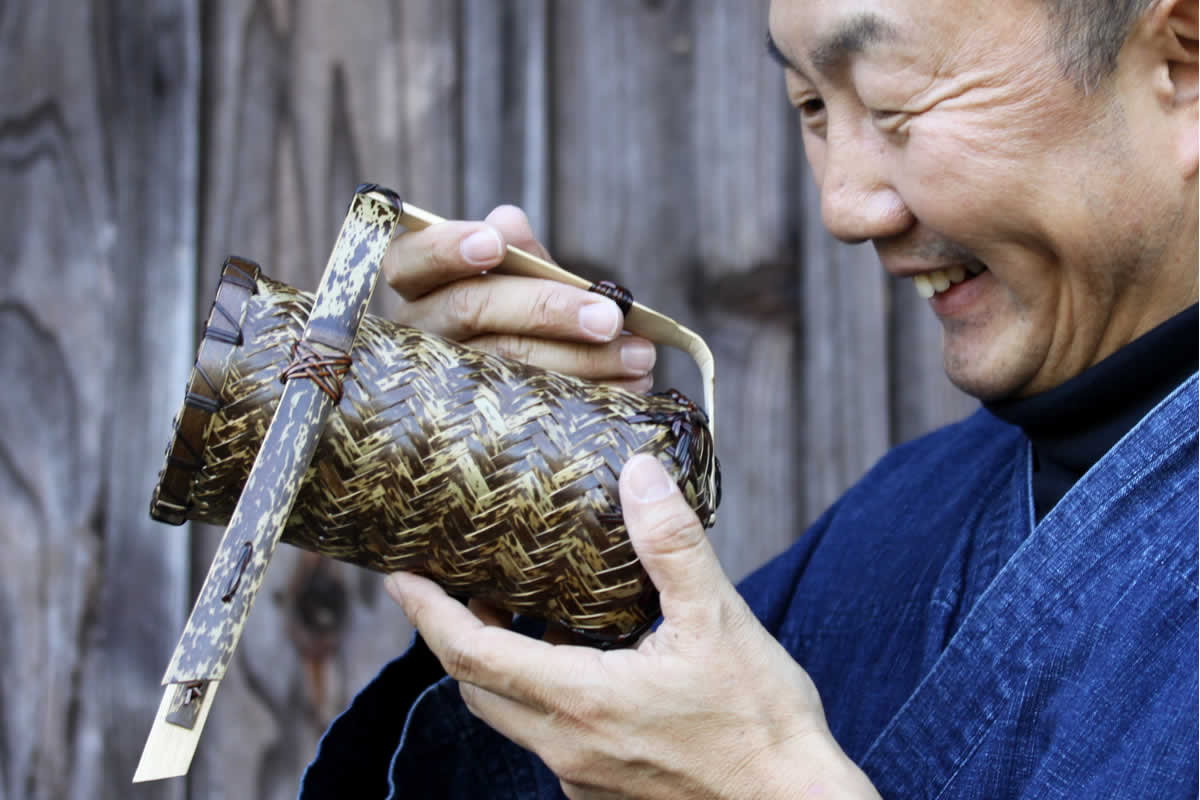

{"left": 300, "top": 0, "right": 1198, "bottom": 796}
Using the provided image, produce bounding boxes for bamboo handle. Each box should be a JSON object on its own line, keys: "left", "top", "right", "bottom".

{"left": 134, "top": 187, "right": 402, "bottom": 783}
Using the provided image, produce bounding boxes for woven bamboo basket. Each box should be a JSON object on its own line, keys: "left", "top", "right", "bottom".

{"left": 152, "top": 258, "right": 721, "bottom": 645}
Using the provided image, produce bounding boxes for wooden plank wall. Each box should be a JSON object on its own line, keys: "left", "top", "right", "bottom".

{"left": 0, "top": 1, "right": 977, "bottom": 797}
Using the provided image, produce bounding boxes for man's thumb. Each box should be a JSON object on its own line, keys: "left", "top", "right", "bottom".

{"left": 618, "top": 454, "right": 729, "bottom": 621}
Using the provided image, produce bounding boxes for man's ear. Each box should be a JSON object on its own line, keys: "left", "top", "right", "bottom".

{"left": 1162, "top": 0, "right": 1198, "bottom": 104}
{"left": 1144, "top": 0, "right": 1198, "bottom": 176}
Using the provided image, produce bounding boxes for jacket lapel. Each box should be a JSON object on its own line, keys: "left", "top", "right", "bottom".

{"left": 859, "top": 375, "right": 1198, "bottom": 797}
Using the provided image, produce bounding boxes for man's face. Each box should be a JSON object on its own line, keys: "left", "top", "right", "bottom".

{"left": 769, "top": 0, "right": 1191, "bottom": 399}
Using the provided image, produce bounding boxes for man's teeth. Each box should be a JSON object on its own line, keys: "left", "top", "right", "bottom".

{"left": 913, "top": 266, "right": 975, "bottom": 299}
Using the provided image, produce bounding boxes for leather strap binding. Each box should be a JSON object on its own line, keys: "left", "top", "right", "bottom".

{"left": 150, "top": 257, "right": 260, "bottom": 525}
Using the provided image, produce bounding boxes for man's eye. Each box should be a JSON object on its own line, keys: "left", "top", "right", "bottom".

{"left": 797, "top": 98, "right": 825, "bottom": 117}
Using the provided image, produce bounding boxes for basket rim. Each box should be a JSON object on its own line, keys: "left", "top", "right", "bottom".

{"left": 149, "top": 256, "right": 261, "bottom": 525}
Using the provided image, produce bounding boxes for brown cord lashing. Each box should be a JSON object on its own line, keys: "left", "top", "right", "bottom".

{"left": 204, "top": 299, "right": 244, "bottom": 346}
{"left": 182, "top": 680, "right": 206, "bottom": 705}
{"left": 221, "top": 260, "right": 259, "bottom": 294}
{"left": 184, "top": 391, "right": 220, "bottom": 413}
{"left": 166, "top": 429, "right": 205, "bottom": 472}
{"left": 221, "top": 542, "right": 254, "bottom": 603}
{"left": 588, "top": 281, "right": 634, "bottom": 316}
{"left": 280, "top": 339, "right": 352, "bottom": 402}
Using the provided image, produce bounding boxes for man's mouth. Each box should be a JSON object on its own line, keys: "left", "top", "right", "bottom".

{"left": 912, "top": 262, "right": 987, "bottom": 299}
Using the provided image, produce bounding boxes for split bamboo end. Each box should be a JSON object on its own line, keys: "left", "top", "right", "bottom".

{"left": 132, "top": 679, "right": 221, "bottom": 783}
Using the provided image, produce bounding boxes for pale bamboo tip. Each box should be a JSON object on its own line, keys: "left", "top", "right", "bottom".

{"left": 132, "top": 679, "right": 221, "bottom": 783}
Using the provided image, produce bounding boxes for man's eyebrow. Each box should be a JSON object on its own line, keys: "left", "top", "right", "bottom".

{"left": 766, "top": 14, "right": 899, "bottom": 79}
{"left": 810, "top": 13, "right": 898, "bottom": 76}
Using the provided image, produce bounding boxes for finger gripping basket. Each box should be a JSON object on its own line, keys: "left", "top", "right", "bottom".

{"left": 151, "top": 258, "right": 721, "bottom": 645}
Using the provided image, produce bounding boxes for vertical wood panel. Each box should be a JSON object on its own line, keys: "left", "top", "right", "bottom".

{"left": 0, "top": 1, "right": 198, "bottom": 798}
{"left": 688, "top": 0, "right": 806, "bottom": 576}
{"left": 799, "top": 176, "right": 892, "bottom": 524}
{"left": 461, "top": 0, "right": 550, "bottom": 230}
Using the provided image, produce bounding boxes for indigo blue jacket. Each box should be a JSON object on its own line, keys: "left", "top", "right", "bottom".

{"left": 300, "top": 375, "right": 1199, "bottom": 799}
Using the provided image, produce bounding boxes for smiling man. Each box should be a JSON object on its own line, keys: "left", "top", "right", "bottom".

{"left": 299, "top": 1, "right": 1198, "bottom": 798}
{"left": 771, "top": 0, "right": 1196, "bottom": 402}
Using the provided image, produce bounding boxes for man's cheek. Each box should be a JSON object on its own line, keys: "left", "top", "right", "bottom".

{"left": 899, "top": 146, "right": 1011, "bottom": 236}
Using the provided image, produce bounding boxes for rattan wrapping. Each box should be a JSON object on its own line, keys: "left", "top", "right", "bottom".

{"left": 152, "top": 265, "right": 721, "bottom": 645}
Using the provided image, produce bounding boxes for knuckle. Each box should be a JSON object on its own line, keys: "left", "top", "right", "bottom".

{"left": 529, "top": 285, "right": 571, "bottom": 332}
{"left": 643, "top": 506, "right": 706, "bottom": 554}
{"left": 548, "top": 684, "right": 604, "bottom": 729}
{"left": 399, "top": 592, "right": 429, "bottom": 628}
{"left": 444, "top": 633, "right": 480, "bottom": 683}
{"left": 647, "top": 502, "right": 703, "bottom": 539}
{"left": 427, "top": 237, "right": 462, "bottom": 276}
{"left": 572, "top": 342, "right": 608, "bottom": 376}
{"left": 490, "top": 334, "right": 537, "bottom": 364}
{"left": 445, "top": 282, "right": 488, "bottom": 337}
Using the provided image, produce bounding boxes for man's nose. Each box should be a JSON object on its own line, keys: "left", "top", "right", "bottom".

{"left": 818, "top": 128, "right": 911, "bottom": 244}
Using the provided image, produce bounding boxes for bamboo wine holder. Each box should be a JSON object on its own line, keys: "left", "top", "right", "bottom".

{"left": 135, "top": 185, "right": 720, "bottom": 783}
{"left": 152, "top": 261, "right": 721, "bottom": 643}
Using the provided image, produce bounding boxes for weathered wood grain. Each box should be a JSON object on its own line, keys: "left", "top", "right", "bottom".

{"left": 0, "top": 1, "right": 199, "bottom": 798}
{"left": 461, "top": 0, "right": 550, "bottom": 230}
{"left": 799, "top": 175, "right": 893, "bottom": 524}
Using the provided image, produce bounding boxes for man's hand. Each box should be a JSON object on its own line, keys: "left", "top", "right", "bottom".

{"left": 385, "top": 455, "right": 881, "bottom": 800}
{"left": 382, "top": 204, "right": 656, "bottom": 392}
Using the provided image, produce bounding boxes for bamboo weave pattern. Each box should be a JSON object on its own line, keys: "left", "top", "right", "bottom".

{"left": 154, "top": 272, "right": 721, "bottom": 644}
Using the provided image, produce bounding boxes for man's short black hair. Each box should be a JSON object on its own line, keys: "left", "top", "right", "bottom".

{"left": 1042, "top": 0, "right": 1158, "bottom": 91}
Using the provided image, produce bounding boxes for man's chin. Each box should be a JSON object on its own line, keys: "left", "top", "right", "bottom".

{"left": 941, "top": 344, "right": 1038, "bottom": 402}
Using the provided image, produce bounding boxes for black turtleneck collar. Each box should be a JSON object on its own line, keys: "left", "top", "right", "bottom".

{"left": 985, "top": 303, "right": 1198, "bottom": 522}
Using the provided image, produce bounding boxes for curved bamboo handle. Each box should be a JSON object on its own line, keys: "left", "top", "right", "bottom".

{"left": 397, "top": 204, "right": 717, "bottom": 441}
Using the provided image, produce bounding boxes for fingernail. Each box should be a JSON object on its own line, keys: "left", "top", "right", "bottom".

{"left": 621, "top": 340, "right": 656, "bottom": 374}
{"left": 579, "top": 301, "right": 621, "bottom": 339}
{"left": 460, "top": 228, "right": 504, "bottom": 266}
{"left": 627, "top": 455, "right": 675, "bottom": 503}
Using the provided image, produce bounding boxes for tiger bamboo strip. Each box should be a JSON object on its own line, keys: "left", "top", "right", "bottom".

{"left": 134, "top": 186, "right": 400, "bottom": 782}
{"left": 397, "top": 203, "right": 717, "bottom": 439}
